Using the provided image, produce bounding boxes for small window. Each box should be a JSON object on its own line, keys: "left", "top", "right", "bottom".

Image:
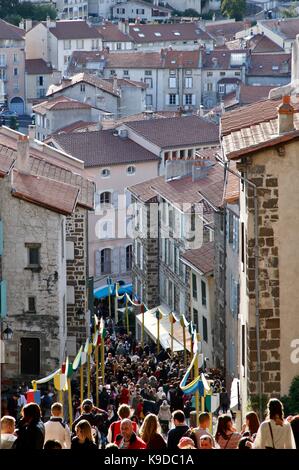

{"left": 39, "top": 76, "right": 43, "bottom": 86}
{"left": 100, "top": 191, "right": 111, "bottom": 204}
{"left": 127, "top": 165, "right": 136, "bottom": 175}
{"left": 13, "top": 67, "right": 18, "bottom": 76}
{"left": 26, "top": 243, "right": 41, "bottom": 268}
{"left": 101, "top": 168, "right": 110, "bottom": 178}
{"left": 110, "top": 70, "right": 116, "bottom": 75}
{"left": 201, "top": 280, "right": 206, "bottom": 306}
{"left": 218, "top": 84, "right": 225, "bottom": 94}
{"left": 145, "top": 70, "right": 152, "bottom": 76}
{"left": 80, "top": 84, "right": 85, "bottom": 92}
{"left": 203, "top": 316, "right": 208, "bottom": 342}
{"left": 207, "top": 71, "right": 213, "bottom": 77}
{"left": 220, "top": 71, "right": 226, "bottom": 76}
{"left": 28, "top": 296, "right": 36, "bottom": 313}
{"left": 192, "top": 273, "right": 197, "bottom": 299}
{"left": 126, "top": 244, "right": 133, "bottom": 271}
{"left": 123, "top": 70, "right": 129, "bottom": 76}
{"left": 193, "top": 308, "right": 198, "bottom": 328}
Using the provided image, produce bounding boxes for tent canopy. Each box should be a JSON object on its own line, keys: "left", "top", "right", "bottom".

{"left": 136, "top": 304, "right": 191, "bottom": 353}
{"left": 94, "top": 283, "right": 133, "bottom": 300}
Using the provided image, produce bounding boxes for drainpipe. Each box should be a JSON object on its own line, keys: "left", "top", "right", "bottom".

{"left": 216, "top": 155, "right": 262, "bottom": 420}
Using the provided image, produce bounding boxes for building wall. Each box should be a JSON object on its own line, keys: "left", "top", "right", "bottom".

{"left": 118, "top": 84, "right": 146, "bottom": 117}
{"left": 112, "top": 1, "right": 170, "bottom": 22}
{"left": 88, "top": 0, "right": 116, "bottom": 18}
{"left": 213, "top": 209, "right": 225, "bottom": 370}
{"left": 65, "top": 206, "right": 89, "bottom": 355}
{"left": 239, "top": 140, "right": 299, "bottom": 415}
{"left": 246, "top": 75, "right": 290, "bottom": 87}
{"left": 84, "top": 159, "right": 159, "bottom": 283}
{"left": 35, "top": 107, "right": 93, "bottom": 140}
{"left": 56, "top": 0, "right": 88, "bottom": 19}
{"left": 57, "top": 37, "right": 102, "bottom": 75}
{"left": 0, "top": 175, "right": 66, "bottom": 380}
{"left": 167, "top": 0, "right": 201, "bottom": 12}
{"left": 0, "top": 41, "right": 25, "bottom": 112}
{"left": 25, "top": 24, "right": 49, "bottom": 62}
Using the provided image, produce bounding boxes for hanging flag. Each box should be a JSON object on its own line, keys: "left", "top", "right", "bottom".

{"left": 93, "top": 331, "right": 99, "bottom": 347}
{"left": 54, "top": 372, "right": 68, "bottom": 392}
{"left": 72, "top": 345, "right": 83, "bottom": 371}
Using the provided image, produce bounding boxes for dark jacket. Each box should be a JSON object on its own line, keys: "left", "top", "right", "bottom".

{"left": 13, "top": 419, "right": 45, "bottom": 449}
{"left": 167, "top": 425, "right": 189, "bottom": 449}
{"left": 72, "top": 412, "right": 107, "bottom": 435}
{"left": 71, "top": 437, "right": 98, "bottom": 450}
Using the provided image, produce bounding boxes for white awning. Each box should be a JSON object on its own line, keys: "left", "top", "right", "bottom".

{"left": 136, "top": 304, "right": 191, "bottom": 353}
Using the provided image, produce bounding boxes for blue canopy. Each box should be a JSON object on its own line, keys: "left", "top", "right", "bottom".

{"left": 94, "top": 283, "right": 132, "bottom": 300}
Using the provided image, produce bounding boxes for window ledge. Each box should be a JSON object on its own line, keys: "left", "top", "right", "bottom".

{"left": 24, "top": 266, "right": 42, "bottom": 273}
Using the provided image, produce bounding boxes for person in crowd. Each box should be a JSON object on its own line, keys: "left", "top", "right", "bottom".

{"left": 290, "top": 415, "right": 299, "bottom": 449}
{"left": 107, "top": 404, "right": 137, "bottom": 443}
{"left": 139, "top": 413, "right": 166, "bottom": 449}
{"left": 44, "top": 440, "right": 62, "bottom": 450}
{"left": 199, "top": 435, "right": 215, "bottom": 449}
{"left": 44, "top": 402, "right": 71, "bottom": 449}
{"left": 219, "top": 388, "right": 230, "bottom": 414}
{"left": 158, "top": 399, "right": 172, "bottom": 434}
{"left": 71, "top": 420, "right": 98, "bottom": 450}
{"left": 115, "top": 419, "right": 146, "bottom": 449}
{"left": 241, "top": 411, "right": 260, "bottom": 441}
{"left": 167, "top": 410, "right": 189, "bottom": 449}
{"left": 0, "top": 416, "right": 17, "bottom": 449}
{"left": 193, "top": 412, "right": 217, "bottom": 449}
{"left": 177, "top": 437, "right": 196, "bottom": 449}
{"left": 71, "top": 399, "right": 108, "bottom": 439}
{"left": 215, "top": 414, "right": 241, "bottom": 449}
{"left": 13, "top": 403, "right": 45, "bottom": 449}
{"left": 253, "top": 399, "right": 296, "bottom": 449}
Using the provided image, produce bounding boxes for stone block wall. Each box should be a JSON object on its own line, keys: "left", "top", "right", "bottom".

{"left": 245, "top": 164, "right": 281, "bottom": 398}
{"left": 66, "top": 206, "right": 88, "bottom": 352}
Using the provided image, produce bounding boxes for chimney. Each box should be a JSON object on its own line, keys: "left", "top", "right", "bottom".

{"left": 28, "top": 125, "right": 36, "bottom": 141}
{"left": 25, "top": 19, "right": 32, "bottom": 32}
{"left": 277, "top": 95, "right": 294, "bottom": 134}
{"left": 19, "top": 19, "right": 25, "bottom": 30}
{"left": 113, "top": 75, "right": 118, "bottom": 92}
{"left": 16, "top": 135, "right": 30, "bottom": 173}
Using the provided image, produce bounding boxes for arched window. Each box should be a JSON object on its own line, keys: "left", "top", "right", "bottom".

{"left": 127, "top": 165, "right": 136, "bottom": 175}
{"left": 101, "top": 168, "right": 110, "bottom": 178}
{"left": 101, "top": 248, "right": 112, "bottom": 274}
{"left": 126, "top": 244, "right": 133, "bottom": 271}
{"left": 100, "top": 191, "right": 111, "bottom": 205}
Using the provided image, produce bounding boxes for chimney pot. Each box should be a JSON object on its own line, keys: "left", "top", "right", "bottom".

{"left": 277, "top": 95, "right": 294, "bottom": 134}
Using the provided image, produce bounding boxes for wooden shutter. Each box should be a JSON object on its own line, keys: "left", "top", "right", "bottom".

{"left": 0, "top": 280, "right": 7, "bottom": 318}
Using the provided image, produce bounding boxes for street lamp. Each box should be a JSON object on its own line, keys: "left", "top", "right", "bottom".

{"left": 2, "top": 325, "right": 13, "bottom": 341}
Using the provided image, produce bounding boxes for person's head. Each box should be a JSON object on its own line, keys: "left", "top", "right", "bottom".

{"left": 178, "top": 437, "right": 196, "bottom": 449}
{"left": 120, "top": 418, "right": 133, "bottom": 440}
{"left": 22, "top": 403, "right": 41, "bottom": 423}
{"left": 105, "top": 443, "right": 119, "bottom": 450}
{"left": 81, "top": 399, "right": 93, "bottom": 414}
{"left": 140, "top": 414, "right": 160, "bottom": 443}
{"left": 75, "top": 420, "right": 94, "bottom": 443}
{"left": 238, "top": 437, "right": 253, "bottom": 450}
{"left": 198, "top": 412, "right": 210, "bottom": 430}
{"left": 172, "top": 410, "right": 185, "bottom": 426}
{"left": 215, "top": 414, "right": 233, "bottom": 440}
{"left": 267, "top": 398, "right": 284, "bottom": 421}
{"left": 44, "top": 440, "right": 62, "bottom": 450}
{"left": 1, "top": 416, "right": 15, "bottom": 434}
{"left": 245, "top": 411, "right": 260, "bottom": 435}
{"left": 199, "top": 435, "right": 213, "bottom": 449}
{"left": 51, "top": 402, "right": 63, "bottom": 418}
{"left": 117, "top": 404, "right": 131, "bottom": 420}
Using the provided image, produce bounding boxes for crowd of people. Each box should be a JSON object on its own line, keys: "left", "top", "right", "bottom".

{"left": 1, "top": 321, "right": 299, "bottom": 450}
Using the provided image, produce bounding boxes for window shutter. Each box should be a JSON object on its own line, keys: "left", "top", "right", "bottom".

{"left": 112, "top": 247, "right": 119, "bottom": 274}
{"left": 120, "top": 246, "right": 126, "bottom": 274}
{"left": 0, "top": 280, "right": 7, "bottom": 318}
{"left": 95, "top": 251, "right": 101, "bottom": 276}
{"left": 165, "top": 94, "right": 170, "bottom": 105}
{"left": 125, "top": 189, "right": 131, "bottom": 208}
{"left": 134, "top": 240, "right": 137, "bottom": 264}
{"left": 192, "top": 94, "right": 196, "bottom": 105}
{"left": 112, "top": 191, "right": 118, "bottom": 208}
{"left": 140, "top": 244, "right": 143, "bottom": 269}
{"left": 183, "top": 94, "right": 186, "bottom": 106}
{"left": 176, "top": 94, "right": 179, "bottom": 105}
{"left": 0, "top": 220, "right": 3, "bottom": 256}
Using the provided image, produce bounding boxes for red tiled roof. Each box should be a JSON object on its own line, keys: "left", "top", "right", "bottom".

{"left": 247, "top": 34, "right": 284, "bottom": 53}
{"left": 181, "top": 241, "right": 215, "bottom": 274}
{"left": 125, "top": 115, "right": 219, "bottom": 149}
{"left": 247, "top": 53, "right": 291, "bottom": 76}
{"left": 11, "top": 169, "right": 79, "bottom": 215}
{"left": 222, "top": 111, "right": 299, "bottom": 160}
{"left": 51, "top": 120, "right": 96, "bottom": 135}
{"left": 33, "top": 95, "right": 92, "bottom": 114}
{"left": 105, "top": 78, "right": 147, "bottom": 89}
{"left": 96, "top": 23, "right": 132, "bottom": 42}
{"left": 202, "top": 49, "right": 247, "bottom": 70}
{"left": 49, "top": 129, "right": 159, "bottom": 167}
{"left": 223, "top": 161, "right": 239, "bottom": 203}
{"left": 49, "top": 20, "right": 101, "bottom": 39}
{"left": 25, "top": 59, "right": 54, "bottom": 75}
{"left": 47, "top": 72, "right": 120, "bottom": 97}
{"left": 221, "top": 97, "right": 299, "bottom": 136}
{"left": 128, "top": 22, "right": 212, "bottom": 43}
{"left": 0, "top": 19, "right": 24, "bottom": 40}
{"left": 206, "top": 21, "right": 250, "bottom": 41}
{"left": 260, "top": 18, "right": 299, "bottom": 40}
{"left": 239, "top": 84, "right": 273, "bottom": 105}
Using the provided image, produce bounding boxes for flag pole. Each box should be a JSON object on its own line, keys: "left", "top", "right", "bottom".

{"left": 194, "top": 333, "right": 200, "bottom": 426}
{"left": 125, "top": 295, "right": 129, "bottom": 335}
{"left": 67, "top": 377, "right": 73, "bottom": 427}
{"left": 80, "top": 363, "right": 84, "bottom": 402}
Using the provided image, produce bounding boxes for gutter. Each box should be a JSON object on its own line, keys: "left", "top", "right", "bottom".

{"left": 216, "top": 154, "right": 262, "bottom": 420}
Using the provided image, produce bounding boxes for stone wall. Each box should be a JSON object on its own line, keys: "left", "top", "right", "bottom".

{"left": 66, "top": 206, "right": 88, "bottom": 353}
{"left": 245, "top": 164, "right": 281, "bottom": 398}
